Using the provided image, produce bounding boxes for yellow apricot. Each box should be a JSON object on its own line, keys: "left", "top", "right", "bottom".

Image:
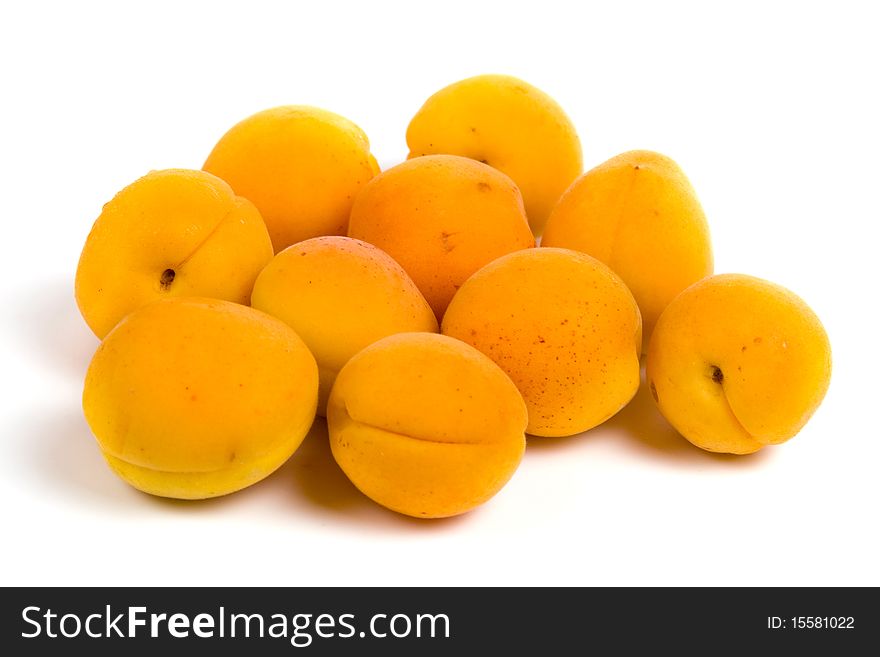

{"left": 75, "top": 169, "right": 273, "bottom": 339}
{"left": 543, "top": 150, "right": 713, "bottom": 352}
{"left": 204, "top": 106, "right": 376, "bottom": 252}
{"left": 646, "top": 274, "right": 832, "bottom": 454}
{"left": 348, "top": 154, "right": 534, "bottom": 319}
{"left": 328, "top": 333, "right": 527, "bottom": 518}
{"left": 83, "top": 297, "right": 318, "bottom": 499}
{"left": 442, "top": 248, "right": 642, "bottom": 437}
{"left": 406, "top": 74, "right": 582, "bottom": 235}
{"left": 251, "top": 236, "right": 438, "bottom": 414}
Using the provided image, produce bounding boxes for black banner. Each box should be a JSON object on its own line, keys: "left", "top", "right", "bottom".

{"left": 1, "top": 587, "right": 875, "bottom": 654}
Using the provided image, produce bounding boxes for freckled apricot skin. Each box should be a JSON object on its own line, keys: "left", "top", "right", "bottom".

{"left": 251, "top": 236, "right": 438, "bottom": 415}
{"left": 406, "top": 74, "right": 583, "bottom": 236}
{"left": 204, "top": 106, "right": 377, "bottom": 252}
{"left": 75, "top": 169, "right": 273, "bottom": 339}
{"left": 348, "top": 154, "right": 534, "bottom": 319}
{"left": 442, "top": 248, "right": 642, "bottom": 437}
{"left": 543, "top": 150, "right": 713, "bottom": 352}
{"left": 328, "top": 333, "right": 527, "bottom": 518}
{"left": 646, "top": 274, "right": 832, "bottom": 454}
{"left": 82, "top": 297, "right": 318, "bottom": 499}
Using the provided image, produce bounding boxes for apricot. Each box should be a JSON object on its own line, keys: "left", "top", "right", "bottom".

{"left": 442, "top": 248, "right": 642, "bottom": 437}
{"left": 646, "top": 274, "right": 831, "bottom": 454}
{"left": 75, "top": 169, "right": 273, "bottom": 339}
{"left": 251, "top": 236, "right": 438, "bottom": 414}
{"left": 543, "top": 150, "right": 713, "bottom": 351}
{"left": 83, "top": 297, "right": 318, "bottom": 499}
{"left": 328, "top": 333, "right": 527, "bottom": 518}
{"left": 203, "top": 106, "right": 377, "bottom": 252}
{"left": 348, "top": 154, "right": 534, "bottom": 319}
{"left": 406, "top": 74, "right": 582, "bottom": 235}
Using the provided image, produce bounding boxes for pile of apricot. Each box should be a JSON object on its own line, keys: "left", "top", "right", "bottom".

{"left": 75, "top": 75, "right": 831, "bottom": 518}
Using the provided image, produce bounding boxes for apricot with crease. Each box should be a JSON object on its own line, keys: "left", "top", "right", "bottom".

{"left": 543, "top": 150, "right": 713, "bottom": 352}
{"left": 646, "top": 274, "right": 831, "bottom": 454}
{"left": 75, "top": 169, "right": 273, "bottom": 339}
{"left": 83, "top": 297, "right": 318, "bottom": 499}
{"left": 327, "top": 333, "right": 527, "bottom": 518}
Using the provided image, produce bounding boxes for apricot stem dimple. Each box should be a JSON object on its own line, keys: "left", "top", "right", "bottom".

{"left": 711, "top": 365, "right": 724, "bottom": 384}
{"left": 159, "top": 268, "right": 176, "bottom": 290}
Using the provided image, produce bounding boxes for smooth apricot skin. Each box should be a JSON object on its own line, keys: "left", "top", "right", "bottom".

{"left": 348, "top": 154, "right": 534, "bottom": 319}
{"left": 442, "top": 248, "right": 642, "bottom": 437}
{"left": 646, "top": 274, "right": 831, "bottom": 455}
{"left": 204, "top": 106, "right": 377, "bottom": 252}
{"left": 75, "top": 169, "right": 273, "bottom": 339}
{"left": 406, "top": 74, "right": 583, "bottom": 235}
{"left": 543, "top": 150, "right": 713, "bottom": 352}
{"left": 83, "top": 297, "right": 319, "bottom": 499}
{"left": 328, "top": 333, "right": 527, "bottom": 518}
{"left": 251, "top": 236, "right": 438, "bottom": 414}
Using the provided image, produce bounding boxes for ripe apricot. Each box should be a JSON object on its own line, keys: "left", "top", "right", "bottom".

{"left": 406, "top": 74, "right": 582, "bottom": 235}
{"left": 647, "top": 274, "right": 832, "bottom": 454}
{"left": 75, "top": 169, "right": 273, "bottom": 339}
{"left": 543, "top": 150, "right": 713, "bottom": 351}
{"left": 83, "top": 297, "right": 318, "bottom": 499}
{"left": 442, "top": 248, "right": 642, "bottom": 437}
{"left": 328, "top": 333, "right": 527, "bottom": 518}
{"left": 251, "top": 236, "right": 438, "bottom": 414}
{"left": 204, "top": 106, "right": 376, "bottom": 252}
{"left": 348, "top": 154, "right": 534, "bottom": 319}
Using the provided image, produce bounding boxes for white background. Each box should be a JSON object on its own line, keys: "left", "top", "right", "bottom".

{"left": 1, "top": 1, "right": 878, "bottom": 586}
